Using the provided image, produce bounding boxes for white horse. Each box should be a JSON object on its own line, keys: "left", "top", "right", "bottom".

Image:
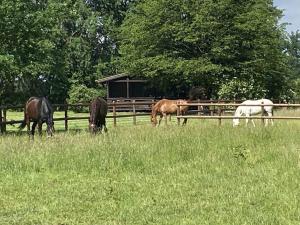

{"left": 233, "top": 99, "right": 274, "bottom": 127}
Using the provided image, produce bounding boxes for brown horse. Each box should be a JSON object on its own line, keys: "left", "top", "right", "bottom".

{"left": 151, "top": 99, "right": 189, "bottom": 126}
{"left": 89, "top": 97, "right": 108, "bottom": 133}
{"left": 19, "top": 97, "right": 54, "bottom": 137}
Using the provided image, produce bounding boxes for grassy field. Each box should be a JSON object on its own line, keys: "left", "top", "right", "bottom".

{"left": 0, "top": 110, "right": 300, "bottom": 224}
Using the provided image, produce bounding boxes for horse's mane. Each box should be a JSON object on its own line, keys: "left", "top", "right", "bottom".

{"left": 27, "top": 96, "right": 39, "bottom": 104}
{"left": 90, "top": 97, "right": 108, "bottom": 123}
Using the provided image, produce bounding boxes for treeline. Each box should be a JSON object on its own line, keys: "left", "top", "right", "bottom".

{"left": 0, "top": 0, "right": 299, "bottom": 105}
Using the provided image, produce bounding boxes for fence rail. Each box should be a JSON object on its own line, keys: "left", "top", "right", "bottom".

{"left": 176, "top": 102, "right": 300, "bottom": 126}
{"left": 1, "top": 100, "right": 300, "bottom": 133}
{"left": 0, "top": 101, "right": 156, "bottom": 133}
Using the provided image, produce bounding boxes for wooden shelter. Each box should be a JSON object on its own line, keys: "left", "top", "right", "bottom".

{"left": 95, "top": 73, "right": 149, "bottom": 99}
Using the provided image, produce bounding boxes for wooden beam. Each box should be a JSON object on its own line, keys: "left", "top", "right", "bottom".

{"left": 126, "top": 78, "right": 129, "bottom": 98}
{"left": 113, "top": 79, "right": 147, "bottom": 83}
{"left": 107, "top": 81, "right": 110, "bottom": 98}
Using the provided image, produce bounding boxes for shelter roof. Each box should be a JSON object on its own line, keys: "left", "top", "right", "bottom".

{"left": 95, "top": 73, "right": 129, "bottom": 83}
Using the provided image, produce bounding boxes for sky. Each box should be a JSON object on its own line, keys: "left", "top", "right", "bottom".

{"left": 274, "top": 0, "right": 300, "bottom": 33}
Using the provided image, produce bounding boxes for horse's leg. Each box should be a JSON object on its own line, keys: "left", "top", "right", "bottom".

{"left": 103, "top": 122, "right": 108, "bottom": 133}
{"left": 46, "top": 119, "right": 54, "bottom": 137}
{"left": 251, "top": 119, "right": 256, "bottom": 127}
{"left": 182, "top": 118, "right": 187, "bottom": 125}
{"left": 38, "top": 122, "right": 43, "bottom": 136}
{"left": 163, "top": 113, "right": 167, "bottom": 125}
{"left": 267, "top": 112, "right": 274, "bottom": 126}
{"left": 31, "top": 121, "right": 37, "bottom": 137}
{"left": 158, "top": 114, "right": 163, "bottom": 126}
{"left": 182, "top": 111, "right": 187, "bottom": 126}
{"left": 245, "top": 117, "right": 248, "bottom": 126}
{"left": 265, "top": 117, "right": 269, "bottom": 126}
{"left": 169, "top": 114, "right": 171, "bottom": 122}
{"left": 245, "top": 114, "right": 249, "bottom": 127}
{"left": 26, "top": 116, "right": 30, "bottom": 136}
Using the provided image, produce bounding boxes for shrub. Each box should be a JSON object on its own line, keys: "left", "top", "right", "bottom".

{"left": 218, "top": 79, "right": 266, "bottom": 100}
{"left": 68, "top": 85, "right": 106, "bottom": 112}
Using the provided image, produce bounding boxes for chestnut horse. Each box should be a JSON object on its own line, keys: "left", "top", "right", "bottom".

{"left": 89, "top": 97, "right": 108, "bottom": 133}
{"left": 19, "top": 97, "right": 54, "bottom": 137}
{"left": 151, "top": 99, "right": 189, "bottom": 126}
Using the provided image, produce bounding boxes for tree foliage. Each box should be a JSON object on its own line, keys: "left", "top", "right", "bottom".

{"left": 0, "top": 0, "right": 117, "bottom": 104}
{"left": 120, "top": 0, "right": 293, "bottom": 99}
{"left": 284, "top": 31, "right": 300, "bottom": 98}
{"left": 0, "top": 0, "right": 299, "bottom": 105}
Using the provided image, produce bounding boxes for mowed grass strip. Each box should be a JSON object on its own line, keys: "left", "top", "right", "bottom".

{"left": 0, "top": 113, "right": 300, "bottom": 224}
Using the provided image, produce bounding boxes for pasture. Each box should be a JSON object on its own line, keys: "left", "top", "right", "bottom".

{"left": 0, "top": 110, "right": 300, "bottom": 224}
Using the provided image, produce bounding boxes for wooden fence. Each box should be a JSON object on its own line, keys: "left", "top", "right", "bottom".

{"left": 176, "top": 102, "right": 300, "bottom": 126}
{"left": 1, "top": 100, "right": 300, "bottom": 133}
{"left": 0, "top": 100, "right": 156, "bottom": 133}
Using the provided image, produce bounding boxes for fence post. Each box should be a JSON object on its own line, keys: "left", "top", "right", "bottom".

{"left": 0, "top": 108, "right": 3, "bottom": 134}
{"left": 3, "top": 108, "right": 7, "bottom": 133}
{"left": 218, "top": 101, "right": 222, "bottom": 126}
{"left": 211, "top": 99, "right": 214, "bottom": 116}
{"left": 113, "top": 101, "right": 117, "bottom": 127}
{"left": 197, "top": 99, "right": 201, "bottom": 116}
{"left": 64, "top": 102, "right": 68, "bottom": 131}
{"left": 132, "top": 100, "right": 136, "bottom": 125}
{"left": 177, "top": 104, "right": 180, "bottom": 126}
{"left": 261, "top": 101, "right": 264, "bottom": 126}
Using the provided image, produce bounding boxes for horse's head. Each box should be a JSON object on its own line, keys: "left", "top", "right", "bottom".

{"left": 89, "top": 121, "right": 98, "bottom": 133}
{"left": 150, "top": 114, "right": 157, "bottom": 126}
{"left": 89, "top": 115, "right": 97, "bottom": 134}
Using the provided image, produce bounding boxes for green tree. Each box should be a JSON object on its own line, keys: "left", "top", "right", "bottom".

{"left": 120, "top": 0, "right": 292, "bottom": 99}
{"left": 284, "top": 31, "right": 300, "bottom": 99}
{"left": 0, "top": 0, "right": 69, "bottom": 104}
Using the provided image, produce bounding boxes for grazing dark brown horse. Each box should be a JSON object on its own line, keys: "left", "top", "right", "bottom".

{"left": 19, "top": 97, "right": 54, "bottom": 137}
{"left": 151, "top": 99, "right": 189, "bottom": 126}
{"left": 89, "top": 97, "right": 108, "bottom": 133}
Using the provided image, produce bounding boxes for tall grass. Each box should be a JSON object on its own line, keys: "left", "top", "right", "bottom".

{"left": 0, "top": 115, "right": 300, "bottom": 224}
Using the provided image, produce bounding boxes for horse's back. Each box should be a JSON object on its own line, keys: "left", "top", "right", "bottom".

{"left": 240, "top": 99, "right": 273, "bottom": 114}
{"left": 152, "top": 99, "right": 168, "bottom": 112}
{"left": 241, "top": 99, "right": 273, "bottom": 105}
{"left": 261, "top": 99, "right": 273, "bottom": 105}
{"left": 97, "top": 97, "right": 108, "bottom": 115}
{"left": 90, "top": 97, "right": 108, "bottom": 118}
{"left": 25, "top": 97, "right": 41, "bottom": 119}
{"left": 153, "top": 99, "right": 188, "bottom": 113}
{"left": 25, "top": 97, "right": 53, "bottom": 121}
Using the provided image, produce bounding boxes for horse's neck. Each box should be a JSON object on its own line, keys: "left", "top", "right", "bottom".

{"left": 151, "top": 106, "right": 158, "bottom": 117}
